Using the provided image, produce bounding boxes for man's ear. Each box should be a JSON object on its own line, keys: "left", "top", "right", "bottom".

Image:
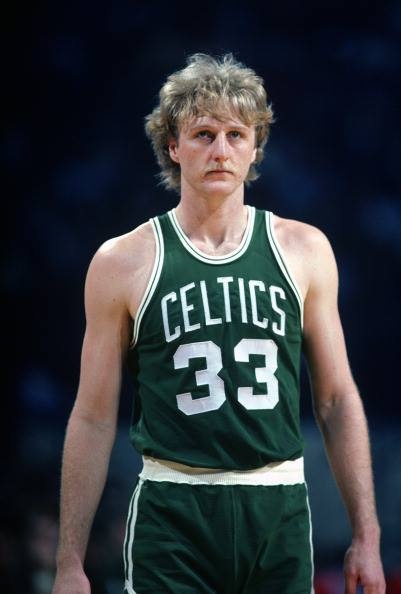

{"left": 168, "top": 138, "right": 179, "bottom": 163}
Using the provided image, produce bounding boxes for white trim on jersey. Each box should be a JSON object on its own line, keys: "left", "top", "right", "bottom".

{"left": 265, "top": 211, "right": 304, "bottom": 329}
{"left": 139, "top": 455, "right": 305, "bottom": 486}
{"left": 168, "top": 205, "right": 255, "bottom": 264}
{"left": 131, "top": 217, "right": 164, "bottom": 347}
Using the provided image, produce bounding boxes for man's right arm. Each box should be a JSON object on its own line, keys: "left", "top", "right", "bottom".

{"left": 52, "top": 241, "right": 132, "bottom": 594}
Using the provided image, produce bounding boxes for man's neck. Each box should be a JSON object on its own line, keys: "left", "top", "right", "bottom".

{"left": 174, "top": 189, "right": 248, "bottom": 252}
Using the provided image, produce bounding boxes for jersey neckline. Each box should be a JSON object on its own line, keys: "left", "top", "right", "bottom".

{"left": 168, "top": 205, "right": 255, "bottom": 265}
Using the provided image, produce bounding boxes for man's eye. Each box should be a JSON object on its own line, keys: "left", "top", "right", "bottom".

{"left": 229, "top": 131, "right": 241, "bottom": 139}
{"left": 197, "top": 130, "right": 213, "bottom": 139}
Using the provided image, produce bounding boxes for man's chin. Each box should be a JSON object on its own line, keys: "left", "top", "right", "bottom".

{"left": 200, "top": 179, "right": 241, "bottom": 198}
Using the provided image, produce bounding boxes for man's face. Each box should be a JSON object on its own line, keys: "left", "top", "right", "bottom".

{"left": 168, "top": 112, "right": 257, "bottom": 199}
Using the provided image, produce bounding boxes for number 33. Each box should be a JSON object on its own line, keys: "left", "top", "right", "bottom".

{"left": 173, "top": 339, "right": 279, "bottom": 416}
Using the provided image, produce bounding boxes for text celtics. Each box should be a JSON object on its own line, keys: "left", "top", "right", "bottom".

{"left": 161, "top": 276, "right": 288, "bottom": 343}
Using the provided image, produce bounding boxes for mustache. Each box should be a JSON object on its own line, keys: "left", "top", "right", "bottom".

{"left": 205, "top": 166, "right": 233, "bottom": 173}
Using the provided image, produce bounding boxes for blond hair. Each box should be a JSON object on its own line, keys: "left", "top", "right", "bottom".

{"left": 145, "top": 53, "right": 274, "bottom": 192}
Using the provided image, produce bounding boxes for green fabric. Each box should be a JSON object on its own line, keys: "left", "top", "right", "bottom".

{"left": 127, "top": 207, "right": 304, "bottom": 469}
{"left": 124, "top": 479, "right": 313, "bottom": 593}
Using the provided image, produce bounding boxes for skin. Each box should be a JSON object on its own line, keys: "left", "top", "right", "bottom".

{"left": 52, "top": 112, "right": 385, "bottom": 594}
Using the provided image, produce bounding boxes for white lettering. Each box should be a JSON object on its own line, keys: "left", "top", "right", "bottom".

{"left": 160, "top": 279, "right": 288, "bottom": 343}
{"left": 238, "top": 278, "right": 248, "bottom": 323}
{"left": 270, "top": 286, "right": 286, "bottom": 336}
{"left": 180, "top": 283, "right": 201, "bottom": 333}
{"left": 249, "top": 280, "right": 268, "bottom": 329}
{"left": 217, "top": 276, "right": 233, "bottom": 322}
{"left": 161, "top": 292, "right": 180, "bottom": 342}
{"left": 200, "top": 281, "right": 222, "bottom": 325}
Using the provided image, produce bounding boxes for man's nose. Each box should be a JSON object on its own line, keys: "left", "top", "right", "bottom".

{"left": 211, "top": 132, "right": 229, "bottom": 161}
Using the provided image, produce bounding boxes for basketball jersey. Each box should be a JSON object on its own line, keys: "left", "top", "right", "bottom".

{"left": 127, "top": 206, "right": 304, "bottom": 470}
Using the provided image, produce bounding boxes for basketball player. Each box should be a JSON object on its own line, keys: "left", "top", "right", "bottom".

{"left": 52, "top": 54, "right": 385, "bottom": 593}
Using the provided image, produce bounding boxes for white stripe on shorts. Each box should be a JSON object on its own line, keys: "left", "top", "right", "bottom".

{"left": 124, "top": 479, "right": 143, "bottom": 594}
{"left": 139, "top": 456, "right": 305, "bottom": 486}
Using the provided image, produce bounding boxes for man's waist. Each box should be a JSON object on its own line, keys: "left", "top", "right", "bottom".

{"left": 139, "top": 455, "right": 305, "bottom": 486}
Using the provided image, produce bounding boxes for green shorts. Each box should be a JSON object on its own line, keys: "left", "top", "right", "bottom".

{"left": 123, "top": 458, "right": 314, "bottom": 594}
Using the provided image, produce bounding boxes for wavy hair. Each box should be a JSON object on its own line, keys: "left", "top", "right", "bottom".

{"left": 145, "top": 53, "right": 274, "bottom": 192}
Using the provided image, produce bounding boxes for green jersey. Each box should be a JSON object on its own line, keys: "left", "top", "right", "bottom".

{"left": 127, "top": 206, "right": 304, "bottom": 470}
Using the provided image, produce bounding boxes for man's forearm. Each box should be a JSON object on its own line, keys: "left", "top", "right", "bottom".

{"left": 56, "top": 409, "right": 116, "bottom": 570}
{"left": 315, "top": 391, "right": 380, "bottom": 539}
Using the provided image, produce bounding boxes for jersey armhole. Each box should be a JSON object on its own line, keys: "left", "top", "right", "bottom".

{"left": 265, "top": 211, "right": 304, "bottom": 329}
{"left": 130, "top": 217, "right": 164, "bottom": 347}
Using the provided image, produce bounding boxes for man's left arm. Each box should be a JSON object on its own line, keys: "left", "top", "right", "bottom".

{"left": 301, "top": 228, "right": 385, "bottom": 594}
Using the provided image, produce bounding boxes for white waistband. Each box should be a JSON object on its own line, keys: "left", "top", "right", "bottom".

{"left": 139, "top": 456, "right": 305, "bottom": 486}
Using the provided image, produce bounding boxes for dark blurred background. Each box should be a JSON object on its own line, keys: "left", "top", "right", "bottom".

{"left": 3, "top": 1, "right": 401, "bottom": 592}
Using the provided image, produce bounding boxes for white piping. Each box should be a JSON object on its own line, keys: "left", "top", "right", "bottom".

{"left": 131, "top": 218, "right": 164, "bottom": 346}
{"left": 168, "top": 206, "right": 255, "bottom": 264}
{"left": 265, "top": 211, "right": 304, "bottom": 328}
{"left": 305, "top": 485, "right": 315, "bottom": 593}
{"left": 124, "top": 479, "right": 143, "bottom": 594}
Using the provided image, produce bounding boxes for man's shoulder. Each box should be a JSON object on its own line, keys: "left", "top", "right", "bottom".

{"left": 89, "top": 220, "right": 156, "bottom": 279}
{"left": 100, "top": 219, "right": 154, "bottom": 253}
{"left": 267, "top": 214, "right": 336, "bottom": 299}
{"left": 272, "top": 213, "right": 332, "bottom": 256}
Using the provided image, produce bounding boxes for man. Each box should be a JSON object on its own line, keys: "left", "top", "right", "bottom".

{"left": 52, "top": 53, "right": 385, "bottom": 593}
